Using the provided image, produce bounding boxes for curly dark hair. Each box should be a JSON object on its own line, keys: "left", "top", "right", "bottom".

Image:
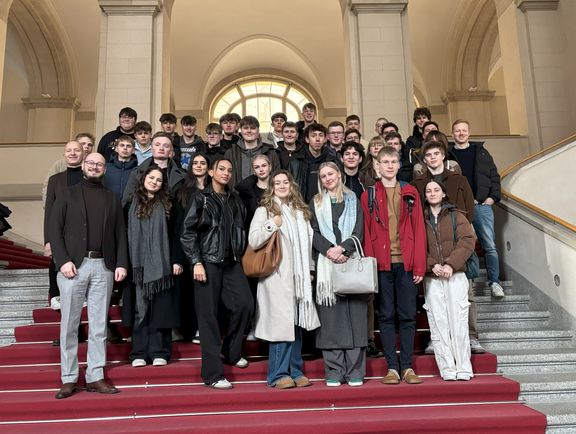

{"left": 134, "top": 165, "right": 172, "bottom": 219}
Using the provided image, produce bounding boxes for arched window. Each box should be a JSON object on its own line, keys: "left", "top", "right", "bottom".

{"left": 210, "top": 78, "right": 315, "bottom": 131}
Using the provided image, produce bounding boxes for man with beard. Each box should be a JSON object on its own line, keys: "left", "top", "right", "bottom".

{"left": 49, "top": 152, "right": 128, "bottom": 399}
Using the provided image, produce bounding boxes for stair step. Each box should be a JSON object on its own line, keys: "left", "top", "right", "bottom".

{"left": 480, "top": 329, "right": 574, "bottom": 350}
{"left": 0, "top": 294, "right": 47, "bottom": 303}
{"left": 477, "top": 310, "right": 549, "bottom": 321}
{"left": 495, "top": 348, "right": 576, "bottom": 373}
{"left": 508, "top": 372, "right": 576, "bottom": 402}
{"left": 474, "top": 294, "right": 530, "bottom": 305}
{"left": 0, "top": 281, "right": 48, "bottom": 288}
{"left": 528, "top": 400, "right": 576, "bottom": 433}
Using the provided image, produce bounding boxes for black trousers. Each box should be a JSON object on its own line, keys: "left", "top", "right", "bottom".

{"left": 194, "top": 261, "right": 253, "bottom": 384}
{"left": 49, "top": 260, "right": 60, "bottom": 299}
{"left": 130, "top": 293, "right": 171, "bottom": 362}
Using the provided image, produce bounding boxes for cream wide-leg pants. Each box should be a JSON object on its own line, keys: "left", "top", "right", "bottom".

{"left": 424, "top": 272, "right": 473, "bottom": 380}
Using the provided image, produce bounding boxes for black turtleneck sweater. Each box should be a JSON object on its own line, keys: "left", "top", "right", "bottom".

{"left": 81, "top": 178, "right": 106, "bottom": 252}
{"left": 66, "top": 166, "right": 83, "bottom": 186}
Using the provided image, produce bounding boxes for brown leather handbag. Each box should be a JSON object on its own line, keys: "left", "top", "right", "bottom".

{"left": 242, "top": 231, "right": 282, "bottom": 278}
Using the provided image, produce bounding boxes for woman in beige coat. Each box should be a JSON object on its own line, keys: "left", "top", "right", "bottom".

{"left": 249, "top": 170, "right": 320, "bottom": 389}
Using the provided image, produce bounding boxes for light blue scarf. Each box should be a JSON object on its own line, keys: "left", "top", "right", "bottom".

{"left": 314, "top": 190, "right": 357, "bottom": 305}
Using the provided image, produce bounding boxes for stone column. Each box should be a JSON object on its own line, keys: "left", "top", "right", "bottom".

{"left": 495, "top": 0, "right": 529, "bottom": 137}
{"left": 514, "top": 0, "right": 569, "bottom": 151}
{"left": 96, "top": 0, "right": 173, "bottom": 138}
{"left": 0, "top": 0, "right": 13, "bottom": 107}
{"left": 344, "top": 0, "right": 413, "bottom": 137}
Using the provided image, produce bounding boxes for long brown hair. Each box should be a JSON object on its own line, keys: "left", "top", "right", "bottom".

{"left": 259, "top": 170, "right": 311, "bottom": 220}
{"left": 134, "top": 165, "right": 172, "bottom": 219}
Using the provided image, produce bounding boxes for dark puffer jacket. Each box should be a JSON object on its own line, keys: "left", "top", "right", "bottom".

{"left": 424, "top": 204, "right": 476, "bottom": 274}
{"left": 449, "top": 142, "right": 501, "bottom": 203}
{"left": 180, "top": 184, "right": 247, "bottom": 265}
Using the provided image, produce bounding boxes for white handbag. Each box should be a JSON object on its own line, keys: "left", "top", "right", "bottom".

{"left": 333, "top": 235, "right": 378, "bottom": 295}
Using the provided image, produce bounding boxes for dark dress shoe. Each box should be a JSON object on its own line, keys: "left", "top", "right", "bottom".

{"left": 55, "top": 382, "right": 79, "bottom": 399}
{"left": 85, "top": 379, "right": 119, "bottom": 394}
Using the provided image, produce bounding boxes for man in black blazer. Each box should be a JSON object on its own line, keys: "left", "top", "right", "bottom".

{"left": 49, "top": 152, "right": 128, "bottom": 399}
{"left": 44, "top": 140, "right": 84, "bottom": 310}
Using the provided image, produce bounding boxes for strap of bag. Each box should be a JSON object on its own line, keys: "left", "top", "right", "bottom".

{"left": 349, "top": 235, "right": 365, "bottom": 258}
{"left": 368, "top": 186, "right": 375, "bottom": 215}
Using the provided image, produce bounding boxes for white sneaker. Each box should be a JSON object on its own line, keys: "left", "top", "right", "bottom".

{"left": 50, "top": 296, "right": 61, "bottom": 310}
{"left": 152, "top": 358, "right": 167, "bottom": 366}
{"left": 192, "top": 331, "right": 200, "bottom": 345}
{"left": 82, "top": 301, "right": 87, "bottom": 308}
{"left": 470, "top": 338, "right": 486, "bottom": 354}
{"left": 131, "top": 358, "right": 146, "bottom": 367}
{"left": 490, "top": 282, "right": 505, "bottom": 298}
{"left": 424, "top": 341, "right": 434, "bottom": 355}
{"left": 211, "top": 378, "right": 233, "bottom": 389}
{"left": 234, "top": 357, "right": 249, "bottom": 368}
{"left": 246, "top": 331, "right": 257, "bottom": 341}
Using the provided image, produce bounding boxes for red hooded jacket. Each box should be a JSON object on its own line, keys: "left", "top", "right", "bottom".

{"left": 361, "top": 181, "right": 427, "bottom": 276}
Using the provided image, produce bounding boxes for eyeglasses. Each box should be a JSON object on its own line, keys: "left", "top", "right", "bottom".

{"left": 85, "top": 161, "right": 105, "bottom": 169}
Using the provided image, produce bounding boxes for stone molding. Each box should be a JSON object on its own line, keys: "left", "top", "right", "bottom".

{"left": 515, "top": 0, "right": 559, "bottom": 12}
{"left": 99, "top": 0, "right": 161, "bottom": 16}
{"left": 349, "top": 0, "right": 407, "bottom": 14}
{"left": 21, "top": 96, "right": 81, "bottom": 111}
{"left": 442, "top": 90, "right": 495, "bottom": 102}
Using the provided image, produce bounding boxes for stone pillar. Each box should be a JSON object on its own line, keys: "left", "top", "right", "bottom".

{"left": 22, "top": 97, "right": 80, "bottom": 141}
{"left": 443, "top": 90, "right": 495, "bottom": 134}
{"left": 344, "top": 0, "right": 413, "bottom": 138}
{"left": 96, "top": 0, "right": 173, "bottom": 138}
{"left": 495, "top": 0, "right": 529, "bottom": 137}
{"left": 514, "top": 0, "right": 569, "bottom": 151}
{"left": 0, "top": 0, "right": 13, "bottom": 107}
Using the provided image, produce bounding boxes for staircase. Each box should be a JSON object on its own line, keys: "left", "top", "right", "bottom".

{"left": 474, "top": 271, "right": 576, "bottom": 433}
{"left": 1, "top": 265, "right": 574, "bottom": 432}
{"left": 0, "top": 269, "right": 48, "bottom": 346}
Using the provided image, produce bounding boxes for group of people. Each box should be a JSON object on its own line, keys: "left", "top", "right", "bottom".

{"left": 43, "top": 103, "right": 504, "bottom": 398}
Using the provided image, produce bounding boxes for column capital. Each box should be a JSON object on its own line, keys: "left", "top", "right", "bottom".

{"left": 515, "top": 0, "right": 559, "bottom": 13}
{"left": 99, "top": 0, "right": 161, "bottom": 16}
{"left": 22, "top": 96, "right": 81, "bottom": 111}
{"left": 442, "top": 90, "right": 495, "bottom": 103}
{"left": 349, "top": 0, "right": 408, "bottom": 15}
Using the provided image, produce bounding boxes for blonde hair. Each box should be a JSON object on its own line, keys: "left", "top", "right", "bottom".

{"left": 314, "top": 162, "right": 353, "bottom": 206}
{"left": 259, "top": 170, "right": 311, "bottom": 220}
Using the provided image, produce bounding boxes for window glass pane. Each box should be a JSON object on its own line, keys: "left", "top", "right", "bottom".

{"left": 221, "top": 87, "right": 241, "bottom": 105}
{"left": 287, "top": 88, "right": 308, "bottom": 107}
{"left": 213, "top": 100, "right": 230, "bottom": 121}
{"left": 213, "top": 78, "right": 315, "bottom": 127}
{"left": 240, "top": 82, "right": 257, "bottom": 96}
{"left": 245, "top": 98, "right": 258, "bottom": 119}
{"left": 256, "top": 81, "right": 272, "bottom": 95}
{"left": 230, "top": 102, "right": 243, "bottom": 117}
{"left": 270, "top": 98, "right": 283, "bottom": 118}
{"left": 286, "top": 103, "right": 299, "bottom": 123}
{"left": 270, "top": 83, "right": 285, "bottom": 96}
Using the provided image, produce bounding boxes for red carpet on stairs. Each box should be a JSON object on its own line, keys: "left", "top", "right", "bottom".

{"left": 0, "top": 238, "right": 50, "bottom": 269}
{"left": 0, "top": 290, "right": 548, "bottom": 433}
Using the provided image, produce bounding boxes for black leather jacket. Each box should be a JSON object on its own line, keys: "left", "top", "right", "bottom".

{"left": 180, "top": 184, "right": 247, "bottom": 265}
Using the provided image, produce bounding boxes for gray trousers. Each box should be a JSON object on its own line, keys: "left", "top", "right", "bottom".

{"left": 468, "top": 279, "right": 478, "bottom": 339}
{"left": 57, "top": 258, "right": 113, "bottom": 384}
{"left": 323, "top": 348, "right": 366, "bottom": 382}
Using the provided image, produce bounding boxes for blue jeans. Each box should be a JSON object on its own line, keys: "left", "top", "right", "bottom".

{"left": 472, "top": 204, "right": 500, "bottom": 284}
{"left": 267, "top": 327, "right": 304, "bottom": 386}
{"left": 378, "top": 263, "right": 417, "bottom": 372}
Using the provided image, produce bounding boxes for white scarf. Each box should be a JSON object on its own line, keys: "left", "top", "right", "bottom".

{"left": 277, "top": 199, "right": 318, "bottom": 331}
